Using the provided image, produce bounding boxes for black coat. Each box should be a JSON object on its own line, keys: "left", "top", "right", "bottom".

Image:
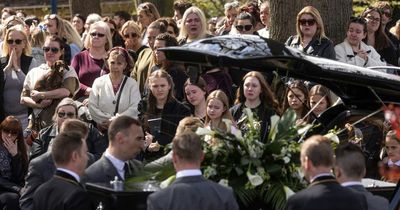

{"left": 0, "top": 153, "right": 27, "bottom": 194}
{"left": 286, "top": 35, "right": 336, "bottom": 60}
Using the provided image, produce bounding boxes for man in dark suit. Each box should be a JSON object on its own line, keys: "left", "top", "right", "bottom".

{"left": 284, "top": 135, "right": 367, "bottom": 210}
{"left": 32, "top": 131, "right": 94, "bottom": 210}
{"left": 20, "top": 119, "right": 92, "bottom": 210}
{"left": 335, "top": 143, "right": 389, "bottom": 210}
{"left": 84, "top": 116, "right": 144, "bottom": 183}
{"left": 147, "top": 131, "right": 239, "bottom": 210}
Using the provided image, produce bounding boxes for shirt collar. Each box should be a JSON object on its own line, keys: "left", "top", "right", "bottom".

{"left": 310, "top": 173, "right": 334, "bottom": 183}
{"left": 341, "top": 181, "right": 363, "bottom": 187}
{"left": 176, "top": 169, "right": 202, "bottom": 178}
{"left": 57, "top": 167, "right": 81, "bottom": 182}
{"left": 104, "top": 150, "right": 126, "bottom": 179}
{"left": 388, "top": 159, "right": 400, "bottom": 166}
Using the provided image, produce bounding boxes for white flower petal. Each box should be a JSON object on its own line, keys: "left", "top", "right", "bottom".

{"left": 218, "top": 179, "right": 229, "bottom": 187}
{"left": 284, "top": 185, "right": 295, "bottom": 199}
{"left": 160, "top": 175, "right": 176, "bottom": 189}
{"left": 324, "top": 132, "right": 340, "bottom": 144}
{"left": 297, "top": 124, "right": 312, "bottom": 135}
{"left": 246, "top": 171, "right": 264, "bottom": 186}
{"left": 196, "top": 127, "right": 213, "bottom": 136}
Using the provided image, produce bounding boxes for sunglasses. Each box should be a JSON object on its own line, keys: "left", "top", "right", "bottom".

{"left": 43, "top": 47, "right": 60, "bottom": 53}
{"left": 7, "top": 39, "right": 24, "bottom": 45}
{"left": 90, "top": 32, "right": 106, "bottom": 38}
{"left": 123, "top": 32, "right": 138, "bottom": 39}
{"left": 3, "top": 129, "right": 18, "bottom": 136}
{"left": 57, "top": 112, "right": 75, "bottom": 118}
{"left": 235, "top": 24, "right": 253, "bottom": 32}
{"left": 299, "top": 19, "right": 316, "bottom": 26}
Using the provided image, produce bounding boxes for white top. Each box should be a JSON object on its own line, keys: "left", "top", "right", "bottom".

{"left": 257, "top": 28, "right": 269, "bottom": 39}
{"left": 57, "top": 167, "right": 81, "bottom": 182}
{"left": 89, "top": 74, "right": 141, "bottom": 124}
{"left": 334, "top": 39, "right": 387, "bottom": 68}
{"left": 104, "top": 150, "right": 126, "bottom": 180}
{"left": 176, "top": 169, "right": 202, "bottom": 178}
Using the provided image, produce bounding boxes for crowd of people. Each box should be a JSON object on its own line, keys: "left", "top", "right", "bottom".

{"left": 0, "top": 0, "right": 399, "bottom": 209}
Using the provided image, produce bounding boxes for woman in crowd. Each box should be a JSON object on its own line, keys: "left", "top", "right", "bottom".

{"left": 82, "top": 13, "right": 102, "bottom": 42}
{"left": 361, "top": 7, "right": 398, "bottom": 66}
{"left": 230, "top": 71, "right": 279, "bottom": 142}
{"left": 29, "top": 27, "right": 46, "bottom": 65}
{"left": 164, "top": 17, "right": 179, "bottom": 38}
{"left": 152, "top": 33, "right": 188, "bottom": 101}
{"left": 0, "top": 25, "right": 39, "bottom": 130}
{"left": 103, "top": 16, "right": 124, "bottom": 47}
{"left": 308, "top": 84, "right": 332, "bottom": 120}
{"left": 282, "top": 80, "right": 309, "bottom": 124}
{"left": 285, "top": 6, "right": 335, "bottom": 59}
{"left": 178, "top": 6, "right": 210, "bottom": 45}
{"left": 0, "top": 116, "right": 28, "bottom": 210}
{"left": 137, "top": 2, "right": 160, "bottom": 46}
{"left": 390, "top": 19, "right": 400, "bottom": 40}
{"left": 205, "top": 90, "right": 235, "bottom": 132}
{"left": 335, "top": 17, "right": 386, "bottom": 67}
{"left": 21, "top": 35, "right": 79, "bottom": 132}
{"left": 231, "top": 12, "right": 257, "bottom": 35}
{"left": 216, "top": 1, "right": 240, "bottom": 35}
{"left": 89, "top": 47, "right": 140, "bottom": 133}
{"left": 44, "top": 14, "right": 83, "bottom": 63}
{"left": 143, "top": 70, "right": 191, "bottom": 158}
{"left": 120, "top": 20, "right": 147, "bottom": 61}
{"left": 72, "top": 14, "right": 86, "bottom": 37}
{"left": 0, "top": 15, "right": 25, "bottom": 57}
{"left": 184, "top": 77, "right": 207, "bottom": 121}
{"left": 71, "top": 21, "right": 112, "bottom": 103}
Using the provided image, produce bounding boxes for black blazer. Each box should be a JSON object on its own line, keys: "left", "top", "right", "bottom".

{"left": 147, "top": 175, "right": 239, "bottom": 210}
{"left": 348, "top": 184, "right": 389, "bottom": 210}
{"left": 285, "top": 35, "right": 336, "bottom": 60}
{"left": 285, "top": 175, "right": 367, "bottom": 210}
{"left": 33, "top": 170, "right": 94, "bottom": 210}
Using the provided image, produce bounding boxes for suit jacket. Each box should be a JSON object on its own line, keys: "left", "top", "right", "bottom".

{"left": 84, "top": 156, "right": 142, "bottom": 183}
{"left": 285, "top": 175, "right": 367, "bottom": 210}
{"left": 147, "top": 175, "right": 239, "bottom": 210}
{"left": 285, "top": 35, "right": 336, "bottom": 59}
{"left": 347, "top": 184, "right": 389, "bottom": 210}
{"left": 33, "top": 170, "right": 94, "bottom": 210}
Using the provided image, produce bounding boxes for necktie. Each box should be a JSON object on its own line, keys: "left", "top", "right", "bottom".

{"left": 124, "top": 162, "right": 129, "bottom": 180}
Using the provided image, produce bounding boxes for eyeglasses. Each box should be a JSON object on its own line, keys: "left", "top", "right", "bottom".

{"left": 6, "top": 39, "right": 24, "bottom": 45}
{"left": 235, "top": 24, "right": 253, "bottom": 32}
{"left": 90, "top": 32, "right": 106, "bottom": 38}
{"left": 57, "top": 112, "right": 75, "bottom": 118}
{"left": 365, "top": 16, "right": 380, "bottom": 22}
{"left": 123, "top": 32, "right": 138, "bottom": 39}
{"left": 299, "top": 19, "right": 316, "bottom": 26}
{"left": 3, "top": 129, "right": 18, "bottom": 136}
{"left": 43, "top": 47, "right": 60, "bottom": 53}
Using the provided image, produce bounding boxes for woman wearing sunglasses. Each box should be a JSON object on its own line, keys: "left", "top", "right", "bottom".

{"left": 0, "top": 25, "right": 39, "bottom": 131}
{"left": 231, "top": 12, "right": 257, "bottom": 35}
{"left": 0, "top": 116, "right": 28, "bottom": 210}
{"left": 120, "top": 20, "right": 148, "bottom": 61}
{"left": 71, "top": 21, "right": 112, "bottom": 104}
{"left": 21, "top": 35, "right": 79, "bottom": 133}
{"left": 285, "top": 6, "right": 335, "bottom": 60}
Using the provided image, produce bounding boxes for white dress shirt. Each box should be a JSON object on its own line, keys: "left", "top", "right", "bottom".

{"left": 176, "top": 169, "right": 202, "bottom": 178}
{"left": 104, "top": 150, "right": 126, "bottom": 180}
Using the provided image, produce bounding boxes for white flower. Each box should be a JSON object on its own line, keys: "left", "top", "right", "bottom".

{"left": 283, "top": 185, "right": 295, "bottom": 199}
{"left": 222, "top": 118, "right": 232, "bottom": 133}
{"left": 297, "top": 124, "right": 313, "bottom": 135}
{"left": 283, "top": 156, "right": 290, "bottom": 164}
{"left": 204, "top": 166, "right": 217, "bottom": 178}
{"left": 246, "top": 171, "right": 264, "bottom": 187}
{"left": 244, "top": 108, "right": 254, "bottom": 124}
{"left": 270, "top": 115, "right": 280, "bottom": 131}
{"left": 218, "top": 179, "right": 229, "bottom": 187}
{"left": 196, "top": 127, "right": 213, "bottom": 136}
{"left": 324, "top": 132, "right": 339, "bottom": 144}
{"left": 159, "top": 175, "right": 176, "bottom": 189}
{"left": 231, "top": 127, "right": 243, "bottom": 140}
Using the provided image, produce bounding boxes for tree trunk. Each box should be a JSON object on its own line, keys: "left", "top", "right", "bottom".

{"left": 136, "top": 0, "right": 173, "bottom": 17}
{"left": 69, "top": 0, "right": 101, "bottom": 17}
{"left": 270, "top": 0, "right": 353, "bottom": 45}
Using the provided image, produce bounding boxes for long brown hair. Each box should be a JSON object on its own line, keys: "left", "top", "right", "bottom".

{"left": 147, "top": 70, "right": 175, "bottom": 114}
{"left": 235, "top": 71, "right": 281, "bottom": 115}
{"left": 0, "top": 116, "right": 28, "bottom": 170}
{"left": 282, "top": 80, "right": 309, "bottom": 118}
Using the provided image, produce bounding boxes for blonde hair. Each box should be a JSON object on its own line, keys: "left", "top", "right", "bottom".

{"left": 178, "top": 6, "right": 208, "bottom": 42}
{"left": 204, "top": 90, "right": 234, "bottom": 131}
{"left": 120, "top": 20, "right": 141, "bottom": 38}
{"left": 84, "top": 21, "right": 113, "bottom": 51}
{"left": 2, "top": 25, "right": 31, "bottom": 56}
{"left": 296, "top": 6, "right": 327, "bottom": 42}
{"left": 62, "top": 20, "right": 83, "bottom": 49}
{"left": 29, "top": 27, "right": 46, "bottom": 47}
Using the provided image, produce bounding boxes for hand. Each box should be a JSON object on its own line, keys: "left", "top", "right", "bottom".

{"left": 39, "top": 99, "right": 52, "bottom": 108}
{"left": 148, "top": 141, "right": 161, "bottom": 152}
{"left": 356, "top": 49, "right": 368, "bottom": 61}
{"left": 144, "top": 132, "right": 154, "bottom": 148}
{"left": 3, "top": 138, "right": 18, "bottom": 157}
{"left": 82, "top": 98, "right": 89, "bottom": 106}
{"left": 30, "top": 90, "right": 44, "bottom": 102}
{"left": 11, "top": 49, "right": 20, "bottom": 70}
{"left": 85, "top": 87, "right": 92, "bottom": 96}
{"left": 100, "top": 120, "right": 110, "bottom": 129}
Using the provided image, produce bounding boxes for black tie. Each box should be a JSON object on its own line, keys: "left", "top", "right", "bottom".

{"left": 124, "top": 162, "right": 129, "bottom": 180}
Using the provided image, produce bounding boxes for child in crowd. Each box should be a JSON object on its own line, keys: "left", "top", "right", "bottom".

{"left": 379, "top": 130, "right": 400, "bottom": 183}
{"left": 308, "top": 85, "right": 332, "bottom": 121}
{"left": 204, "top": 90, "right": 235, "bottom": 132}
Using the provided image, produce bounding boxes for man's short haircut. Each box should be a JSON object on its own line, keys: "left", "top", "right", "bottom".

{"left": 60, "top": 119, "right": 89, "bottom": 139}
{"left": 172, "top": 131, "right": 202, "bottom": 162}
{"left": 52, "top": 132, "right": 83, "bottom": 166}
{"left": 114, "top": 11, "right": 131, "bottom": 21}
{"left": 155, "top": 33, "right": 178, "bottom": 47}
{"left": 335, "top": 143, "right": 366, "bottom": 179}
{"left": 301, "top": 135, "right": 334, "bottom": 167}
{"left": 108, "top": 116, "right": 142, "bottom": 142}
{"left": 173, "top": 0, "right": 192, "bottom": 16}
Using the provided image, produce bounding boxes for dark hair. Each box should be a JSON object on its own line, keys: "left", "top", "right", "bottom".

{"left": 309, "top": 85, "right": 332, "bottom": 108}
{"left": 45, "top": 35, "right": 66, "bottom": 61}
{"left": 335, "top": 143, "right": 366, "bottom": 179}
{"left": 173, "top": 0, "right": 193, "bottom": 17}
{"left": 173, "top": 131, "right": 202, "bottom": 162}
{"left": 24, "top": 16, "right": 40, "bottom": 27}
{"left": 163, "top": 17, "right": 179, "bottom": 36}
{"left": 155, "top": 33, "right": 178, "bottom": 47}
{"left": 0, "top": 116, "right": 28, "bottom": 170}
{"left": 235, "top": 12, "right": 256, "bottom": 27}
{"left": 114, "top": 11, "right": 131, "bottom": 22}
{"left": 283, "top": 80, "right": 309, "bottom": 118}
{"left": 52, "top": 132, "right": 84, "bottom": 166}
{"left": 361, "top": 7, "right": 393, "bottom": 51}
{"left": 348, "top": 17, "right": 367, "bottom": 34}
{"left": 148, "top": 19, "right": 168, "bottom": 33}
{"left": 73, "top": 13, "right": 86, "bottom": 23}
{"left": 106, "top": 47, "right": 135, "bottom": 74}
{"left": 108, "top": 116, "right": 142, "bottom": 142}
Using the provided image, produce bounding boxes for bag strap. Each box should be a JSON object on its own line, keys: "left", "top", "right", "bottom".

{"left": 114, "top": 76, "right": 128, "bottom": 116}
